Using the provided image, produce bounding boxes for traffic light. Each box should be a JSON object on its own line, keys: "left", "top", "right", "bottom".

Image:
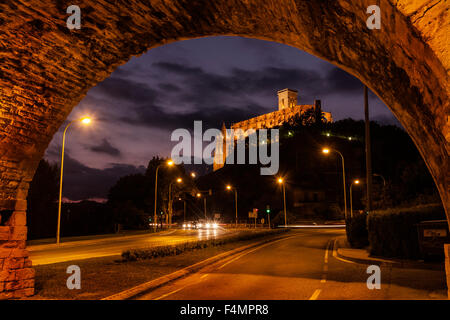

{"left": 266, "top": 205, "right": 271, "bottom": 214}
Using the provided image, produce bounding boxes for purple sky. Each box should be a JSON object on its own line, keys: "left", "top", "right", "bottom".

{"left": 44, "top": 36, "right": 399, "bottom": 201}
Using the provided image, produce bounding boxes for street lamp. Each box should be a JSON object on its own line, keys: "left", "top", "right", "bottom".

{"left": 277, "top": 178, "right": 287, "bottom": 226}
{"left": 226, "top": 185, "right": 238, "bottom": 227}
{"left": 373, "top": 173, "right": 386, "bottom": 187}
{"left": 57, "top": 116, "right": 92, "bottom": 245}
{"left": 191, "top": 172, "right": 196, "bottom": 178}
{"left": 350, "top": 179, "right": 360, "bottom": 218}
{"left": 196, "top": 192, "right": 208, "bottom": 220}
{"left": 322, "top": 147, "right": 347, "bottom": 220}
{"left": 153, "top": 159, "right": 174, "bottom": 232}
{"left": 168, "top": 178, "right": 182, "bottom": 228}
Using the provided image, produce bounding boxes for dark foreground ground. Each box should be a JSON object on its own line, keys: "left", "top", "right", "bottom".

{"left": 137, "top": 229, "right": 447, "bottom": 300}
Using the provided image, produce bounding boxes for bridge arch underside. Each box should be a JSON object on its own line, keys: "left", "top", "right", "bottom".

{"left": 0, "top": 0, "right": 448, "bottom": 298}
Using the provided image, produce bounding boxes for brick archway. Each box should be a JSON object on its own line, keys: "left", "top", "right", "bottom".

{"left": 0, "top": 1, "right": 448, "bottom": 298}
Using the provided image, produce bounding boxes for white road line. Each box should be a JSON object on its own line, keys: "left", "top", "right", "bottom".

{"left": 200, "top": 274, "right": 209, "bottom": 279}
{"left": 332, "top": 239, "right": 356, "bottom": 264}
{"left": 154, "top": 286, "right": 187, "bottom": 300}
{"left": 309, "top": 289, "right": 321, "bottom": 300}
{"left": 217, "top": 235, "right": 301, "bottom": 270}
{"left": 324, "top": 240, "right": 330, "bottom": 264}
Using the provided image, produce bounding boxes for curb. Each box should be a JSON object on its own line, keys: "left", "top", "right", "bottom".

{"left": 334, "top": 236, "right": 444, "bottom": 271}
{"left": 102, "top": 233, "right": 290, "bottom": 300}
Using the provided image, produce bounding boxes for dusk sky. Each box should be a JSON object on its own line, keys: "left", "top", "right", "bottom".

{"left": 44, "top": 36, "right": 399, "bottom": 201}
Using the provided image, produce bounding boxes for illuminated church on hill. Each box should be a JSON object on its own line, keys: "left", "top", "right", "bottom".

{"left": 213, "top": 88, "right": 333, "bottom": 171}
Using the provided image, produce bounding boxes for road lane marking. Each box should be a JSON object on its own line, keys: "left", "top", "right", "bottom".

{"left": 216, "top": 235, "right": 301, "bottom": 270}
{"left": 309, "top": 289, "right": 321, "bottom": 300}
{"left": 332, "top": 239, "right": 357, "bottom": 264}
{"left": 324, "top": 240, "right": 330, "bottom": 264}
{"left": 154, "top": 286, "right": 187, "bottom": 300}
{"left": 200, "top": 274, "right": 209, "bottom": 279}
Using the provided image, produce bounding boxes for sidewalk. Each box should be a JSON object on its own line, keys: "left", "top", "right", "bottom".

{"left": 334, "top": 235, "right": 444, "bottom": 271}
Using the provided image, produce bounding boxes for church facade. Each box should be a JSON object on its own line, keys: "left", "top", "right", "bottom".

{"left": 213, "top": 88, "right": 333, "bottom": 171}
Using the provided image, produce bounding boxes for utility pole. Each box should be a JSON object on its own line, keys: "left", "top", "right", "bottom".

{"left": 364, "top": 86, "right": 373, "bottom": 212}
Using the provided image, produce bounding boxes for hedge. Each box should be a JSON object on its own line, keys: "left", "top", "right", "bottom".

{"left": 346, "top": 211, "right": 369, "bottom": 248}
{"left": 121, "top": 229, "right": 289, "bottom": 262}
{"left": 367, "top": 204, "right": 445, "bottom": 259}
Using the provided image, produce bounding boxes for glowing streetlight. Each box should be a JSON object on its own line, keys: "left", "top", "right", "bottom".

{"left": 322, "top": 147, "right": 347, "bottom": 219}
{"left": 277, "top": 177, "right": 287, "bottom": 226}
{"left": 226, "top": 185, "right": 238, "bottom": 227}
{"left": 57, "top": 117, "right": 92, "bottom": 245}
{"left": 191, "top": 172, "right": 196, "bottom": 178}
{"left": 153, "top": 159, "right": 174, "bottom": 232}
{"left": 350, "top": 179, "right": 360, "bottom": 218}
{"left": 168, "top": 177, "right": 183, "bottom": 228}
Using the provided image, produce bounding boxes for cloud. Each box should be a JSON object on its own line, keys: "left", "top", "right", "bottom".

{"left": 60, "top": 154, "right": 146, "bottom": 201}
{"left": 90, "top": 76, "right": 159, "bottom": 103}
{"left": 88, "top": 139, "right": 121, "bottom": 157}
{"left": 325, "top": 67, "right": 362, "bottom": 93}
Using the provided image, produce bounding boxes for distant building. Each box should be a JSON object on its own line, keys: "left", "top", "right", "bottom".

{"left": 213, "top": 89, "right": 333, "bottom": 171}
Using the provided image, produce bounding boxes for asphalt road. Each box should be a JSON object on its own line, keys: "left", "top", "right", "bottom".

{"left": 137, "top": 229, "right": 447, "bottom": 300}
{"left": 29, "top": 228, "right": 234, "bottom": 265}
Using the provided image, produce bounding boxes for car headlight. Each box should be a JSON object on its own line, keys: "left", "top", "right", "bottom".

{"left": 187, "top": 224, "right": 191, "bottom": 228}
{"left": 205, "top": 223, "right": 210, "bottom": 229}
{"left": 212, "top": 223, "right": 218, "bottom": 229}
{"left": 182, "top": 224, "right": 186, "bottom": 228}
{"left": 197, "top": 223, "right": 202, "bottom": 228}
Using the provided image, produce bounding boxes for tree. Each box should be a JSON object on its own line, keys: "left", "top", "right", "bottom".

{"left": 107, "top": 174, "right": 151, "bottom": 229}
{"left": 27, "top": 159, "right": 59, "bottom": 239}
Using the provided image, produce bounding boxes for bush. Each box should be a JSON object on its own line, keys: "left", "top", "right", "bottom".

{"left": 121, "top": 229, "right": 289, "bottom": 262}
{"left": 346, "top": 211, "right": 369, "bottom": 248}
{"left": 367, "top": 204, "right": 445, "bottom": 259}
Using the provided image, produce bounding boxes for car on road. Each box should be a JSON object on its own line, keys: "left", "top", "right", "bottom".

{"left": 182, "top": 220, "right": 219, "bottom": 230}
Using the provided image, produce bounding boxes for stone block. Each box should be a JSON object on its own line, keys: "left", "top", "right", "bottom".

{"left": 0, "top": 248, "right": 11, "bottom": 259}
{"left": 9, "top": 226, "right": 27, "bottom": 241}
{"left": 0, "top": 270, "right": 15, "bottom": 282}
{"left": 15, "top": 268, "right": 34, "bottom": 280}
{"left": 3, "top": 257, "right": 24, "bottom": 270}
{"left": 5, "top": 211, "right": 26, "bottom": 226}
{"left": 10, "top": 248, "right": 28, "bottom": 258}
{"left": 13, "top": 287, "right": 34, "bottom": 298}
{"left": 0, "top": 226, "right": 10, "bottom": 241}
{"left": 23, "top": 258, "right": 32, "bottom": 268}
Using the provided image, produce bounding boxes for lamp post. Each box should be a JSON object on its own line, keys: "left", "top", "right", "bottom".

{"left": 154, "top": 159, "right": 174, "bottom": 232}
{"left": 226, "top": 185, "right": 238, "bottom": 227}
{"left": 277, "top": 178, "right": 287, "bottom": 226}
{"left": 57, "top": 117, "right": 91, "bottom": 245}
{"left": 168, "top": 177, "right": 182, "bottom": 228}
{"left": 196, "top": 192, "right": 208, "bottom": 221}
{"left": 183, "top": 199, "right": 186, "bottom": 224}
{"left": 350, "top": 179, "right": 360, "bottom": 218}
{"left": 322, "top": 148, "right": 347, "bottom": 220}
{"left": 373, "top": 173, "right": 386, "bottom": 188}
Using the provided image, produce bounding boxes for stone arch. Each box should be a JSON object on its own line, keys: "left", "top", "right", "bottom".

{"left": 0, "top": 0, "right": 448, "bottom": 298}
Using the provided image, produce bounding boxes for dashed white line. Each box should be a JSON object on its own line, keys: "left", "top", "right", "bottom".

{"left": 309, "top": 289, "right": 321, "bottom": 300}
